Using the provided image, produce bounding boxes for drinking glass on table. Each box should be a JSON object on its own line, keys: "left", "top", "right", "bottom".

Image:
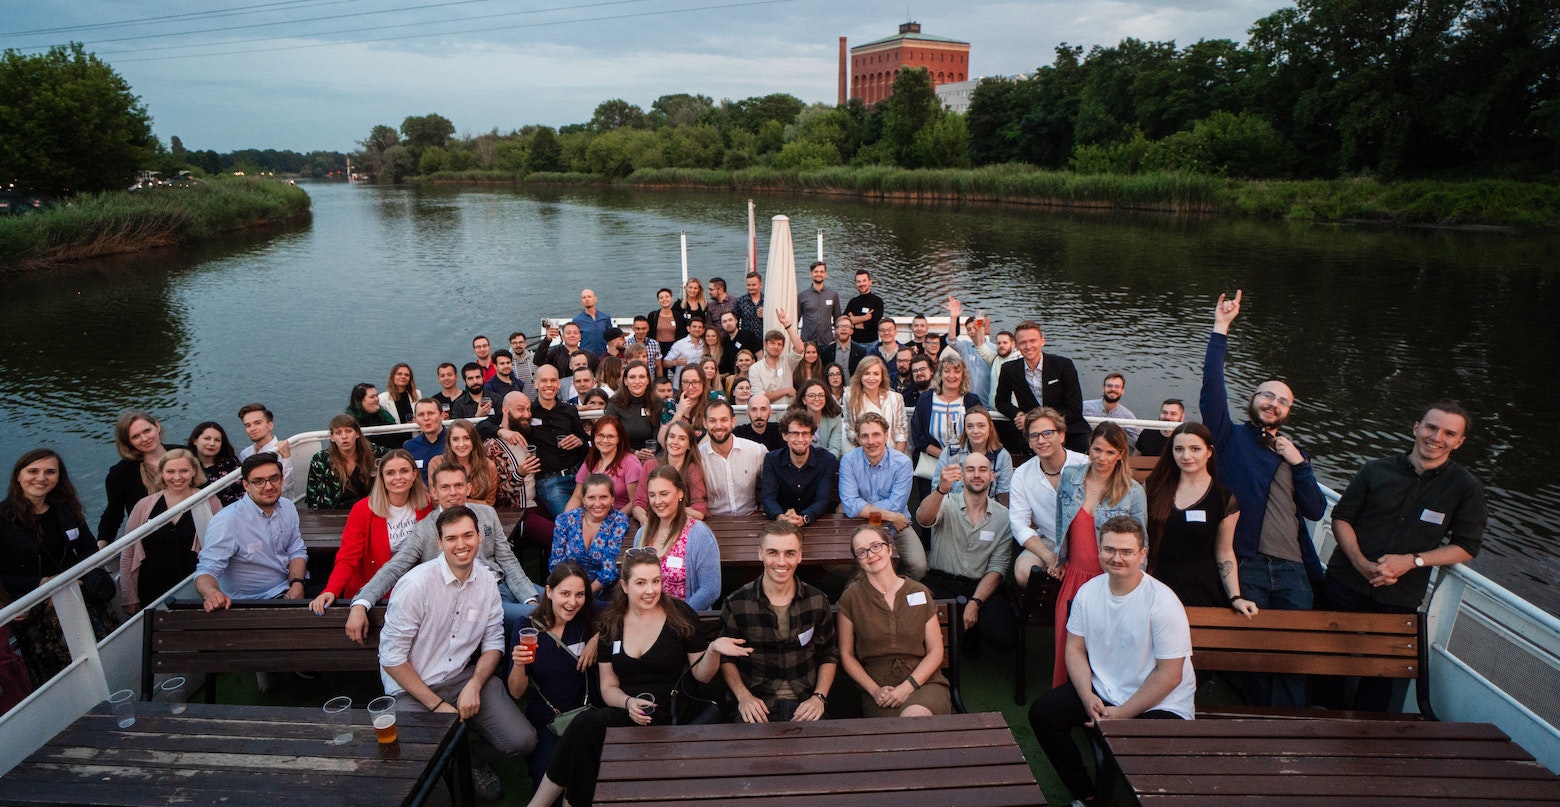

{"left": 108, "top": 688, "right": 136, "bottom": 728}
{"left": 324, "top": 696, "right": 353, "bottom": 745}
{"left": 867, "top": 509, "right": 884, "bottom": 527}
{"left": 158, "top": 676, "right": 188, "bottom": 715}
{"left": 368, "top": 695, "right": 397, "bottom": 745}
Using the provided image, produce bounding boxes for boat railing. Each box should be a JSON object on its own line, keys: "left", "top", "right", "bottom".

{"left": 2, "top": 421, "right": 1556, "bottom": 775}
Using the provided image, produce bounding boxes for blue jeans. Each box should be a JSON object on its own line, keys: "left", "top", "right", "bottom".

{"left": 1238, "top": 554, "right": 1314, "bottom": 708}
{"left": 536, "top": 473, "right": 576, "bottom": 520}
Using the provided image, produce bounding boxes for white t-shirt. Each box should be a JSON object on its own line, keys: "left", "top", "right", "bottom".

{"left": 387, "top": 504, "right": 418, "bottom": 553}
{"left": 1066, "top": 572, "right": 1196, "bottom": 719}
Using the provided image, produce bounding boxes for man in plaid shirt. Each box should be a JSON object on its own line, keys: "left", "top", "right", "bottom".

{"left": 719, "top": 522, "right": 838, "bottom": 722}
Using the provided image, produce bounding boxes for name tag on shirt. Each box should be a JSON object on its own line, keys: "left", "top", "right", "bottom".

{"left": 978, "top": 530, "right": 996, "bottom": 542}
{"left": 612, "top": 640, "right": 622, "bottom": 655}
{"left": 798, "top": 626, "right": 815, "bottom": 647}
{"left": 666, "top": 555, "right": 684, "bottom": 570}
{"left": 531, "top": 418, "right": 543, "bottom": 426}
{"left": 1421, "top": 509, "right": 1446, "bottom": 525}
{"left": 1186, "top": 510, "right": 1207, "bottom": 523}
{"left": 824, "top": 299, "right": 834, "bottom": 306}
{"left": 640, "top": 408, "right": 648, "bottom": 417}
{"left": 567, "top": 641, "right": 585, "bottom": 657}
{"left": 415, "top": 459, "right": 425, "bottom": 468}
{"left": 906, "top": 591, "right": 927, "bottom": 606}
{"left": 65, "top": 527, "right": 80, "bottom": 541}
{"left": 465, "top": 608, "right": 478, "bottom": 623}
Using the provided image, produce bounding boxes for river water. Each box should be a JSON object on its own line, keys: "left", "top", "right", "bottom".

{"left": 3, "top": 181, "right": 1557, "bottom": 614}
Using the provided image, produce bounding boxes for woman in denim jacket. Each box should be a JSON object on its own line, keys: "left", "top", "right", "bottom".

{"left": 1050, "top": 421, "right": 1146, "bottom": 686}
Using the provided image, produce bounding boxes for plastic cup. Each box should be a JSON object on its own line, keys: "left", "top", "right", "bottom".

{"left": 518, "top": 627, "right": 540, "bottom": 649}
{"left": 324, "top": 696, "right": 353, "bottom": 745}
{"left": 525, "top": 444, "right": 538, "bottom": 459}
{"left": 644, "top": 440, "right": 657, "bottom": 454}
{"left": 158, "top": 677, "right": 188, "bottom": 715}
{"left": 634, "top": 692, "right": 657, "bottom": 719}
{"left": 368, "top": 696, "right": 397, "bottom": 745}
{"left": 108, "top": 688, "right": 136, "bottom": 728}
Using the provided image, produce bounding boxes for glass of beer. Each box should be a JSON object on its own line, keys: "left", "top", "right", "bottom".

{"left": 867, "top": 509, "right": 884, "bottom": 527}
{"left": 368, "top": 695, "right": 397, "bottom": 745}
{"left": 518, "top": 626, "right": 540, "bottom": 650}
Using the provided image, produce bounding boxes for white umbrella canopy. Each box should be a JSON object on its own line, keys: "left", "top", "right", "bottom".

{"left": 762, "top": 215, "right": 798, "bottom": 339}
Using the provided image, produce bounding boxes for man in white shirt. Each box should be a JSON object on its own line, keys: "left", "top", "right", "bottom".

{"left": 1028, "top": 515, "right": 1194, "bottom": 806}
{"left": 663, "top": 318, "right": 706, "bottom": 388}
{"left": 236, "top": 402, "right": 292, "bottom": 494}
{"left": 700, "top": 400, "right": 766, "bottom": 515}
{"left": 379, "top": 506, "right": 536, "bottom": 801}
{"left": 1009, "top": 407, "right": 1091, "bottom": 589}
{"left": 747, "top": 309, "right": 803, "bottom": 408}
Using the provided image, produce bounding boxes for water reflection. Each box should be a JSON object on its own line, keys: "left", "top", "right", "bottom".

{"left": 0, "top": 182, "right": 1555, "bottom": 613}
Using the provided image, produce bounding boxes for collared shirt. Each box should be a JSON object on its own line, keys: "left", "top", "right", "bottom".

{"left": 734, "top": 294, "right": 765, "bottom": 340}
{"left": 1022, "top": 357, "right": 1046, "bottom": 403}
{"left": 1008, "top": 450, "right": 1089, "bottom": 548}
{"left": 699, "top": 436, "right": 766, "bottom": 515}
{"left": 625, "top": 335, "right": 663, "bottom": 374}
{"left": 749, "top": 352, "right": 801, "bottom": 408}
{"left": 797, "top": 284, "right": 842, "bottom": 344}
{"left": 927, "top": 493, "right": 1014, "bottom": 581}
{"left": 572, "top": 309, "right": 613, "bottom": 355}
{"left": 706, "top": 295, "right": 736, "bottom": 328}
{"left": 530, "top": 400, "right": 588, "bottom": 474}
{"left": 719, "top": 578, "right": 838, "bottom": 705}
{"left": 352, "top": 503, "right": 538, "bottom": 609}
{"left": 450, "top": 391, "right": 487, "bottom": 420}
{"left": 759, "top": 447, "right": 839, "bottom": 523}
{"left": 837, "top": 447, "right": 912, "bottom": 522}
{"left": 403, "top": 429, "right": 447, "bottom": 482}
{"left": 238, "top": 437, "right": 293, "bottom": 495}
{"left": 378, "top": 555, "right": 504, "bottom": 693}
{"left": 952, "top": 336, "right": 997, "bottom": 405}
{"left": 194, "top": 495, "right": 305, "bottom": 599}
{"left": 1327, "top": 452, "right": 1487, "bottom": 607}
{"left": 664, "top": 336, "right": 704, "bottom": 387}
{"left": 483, "top": 373, "right": 524, "bottom": 402}
{"left": 1083, "top": 399, "right": 1141, "bottom": 441}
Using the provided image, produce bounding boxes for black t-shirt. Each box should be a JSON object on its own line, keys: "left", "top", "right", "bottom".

{"left": 735, "top": 422, "right": 783, "bottom": 451}
{"left": 597, "top": 599, "right": 710, "bottom": 725}
{"left": 845, "top": 293, "right": 885, "bottom": 342}
{"left": 1136, "top": 429, "right": 1170, "bottom": 458}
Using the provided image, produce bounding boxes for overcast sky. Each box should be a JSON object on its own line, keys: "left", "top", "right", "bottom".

{"left": 3, "top": 0, "right": 1290, "bottom": 153}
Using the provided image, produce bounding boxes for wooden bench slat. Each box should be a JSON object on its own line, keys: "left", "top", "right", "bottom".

{"left": 153, "top": 609, "right": 385, "bottom": 630}
{"left": 597, "top": 744, "right": 1023, "bottom": 780}
{"left": 593, "top": 764, "right": 1039, "bottom": 802}
{"left": 602, "top": 728, "right": 1019, "bottom": 763}
{"left": 1190, "top": 626, "right": 1418, "bottom": 656}
{"left": 1185, "top": 606, "right": 1418, "bottom": 634}
{"left": 1116, "top": 754, "right": 1557, "bottom": 780}
{"left": 1127, "top": 773, "right": 1560, "bottom": 800}
{"left": 152, "top": 651, "right": 380, "bottom": 674}
{"left": 1106, "top": 736, "right": 1531, "bottom": 761}
{"left": 597, "top": 784, "right": 1046, "bottom": 807}
{"left": 1138, "top": 797, "right": 1552, "bottom": 807}
{"left": 1193, "top": 650, "right": 1417, "bottom": 678}
{"left": 154, "top": 627, "right": 381, "bottom": 652}
{"left": 1099, "top": 719, "right": 1514, "bottom": 741}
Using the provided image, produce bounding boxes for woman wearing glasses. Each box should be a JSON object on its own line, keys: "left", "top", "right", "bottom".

{"left": 837, "top": 525, "right": 950, "bottom": 717}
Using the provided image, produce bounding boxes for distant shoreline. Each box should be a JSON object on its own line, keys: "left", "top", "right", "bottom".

{"left": 0, "top": 178, "right": 312, "bottom": 271}
{"left": 415, "top": 166, "right": 1559, "bottom": 230}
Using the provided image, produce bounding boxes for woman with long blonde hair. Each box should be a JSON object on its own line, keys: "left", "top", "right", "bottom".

{"left": 119, "top": 449, "right": 222, "bottom": 614}
{"left": 378, "top": 363, "right": 423, "bottom": 424}
{"left": 428, "top": 419, "right": 499, "bottom": 505}
{"left": 842, "top": 356, "right": 908, "bottom": 452}
{"left": 309, "top": 449, "right": 433, "bottom": 612}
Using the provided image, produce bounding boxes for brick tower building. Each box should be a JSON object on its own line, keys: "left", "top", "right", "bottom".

{"left": 847, "top": 22, "right": 970, "bottom": 107}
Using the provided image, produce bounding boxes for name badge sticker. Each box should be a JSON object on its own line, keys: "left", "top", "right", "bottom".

{"left": 666, "top": 555, "right": 685, "bottom": 569}
{"left": 1186, "top": 510, "right": 1207, "bottom": 523}
{"left": 567, "top": 641, "right": 585, "bottom": 657}
{"left": 530, "top": 418, "right": 543, "bottom": 426}
{"left": 798, "top": 626, "right": 815, "bottom": 646}
{"left": 978, "top": 530, "right": 996, "bottom": 542}
{"left": 905, "top": 591, "right": 927, "bottom": 606}
{"left": 465, "top": 608, "right": 478, "bottom": 623}
{"left": 415, "top": 459, "right": 425, "bottom": 468}
{"left": 1421, "top": 509, "right": 1446, "bottom": 525}
{"left": 612, "top": 640, "right": 622, "bottom": 656}
{"left": 65, "top": 527, "right": 80, "bottom": 541}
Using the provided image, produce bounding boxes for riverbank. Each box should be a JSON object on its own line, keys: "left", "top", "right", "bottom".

{"left": 0, "top": 178, "right": 312, "bottom": 271}
{"left": 422, "top": 165, "right": 1560, "bottom": 229}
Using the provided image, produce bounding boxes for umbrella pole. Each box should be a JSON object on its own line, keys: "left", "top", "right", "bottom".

{"left": 817, "top": 229, "right": 823, "bottom": 262}
{"left": 747, "top": 199, "right": 756, "bottom": 274}
{"left": 681, "top": 230, "right": 688, "bottom": 286}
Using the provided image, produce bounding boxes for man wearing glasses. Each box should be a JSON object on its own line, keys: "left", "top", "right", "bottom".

{"left": 1201, "top": 290, "right": 1326, "bottom": 708}
{"left": 193, "top": 453, "right": 307, "bottom": 610}
{"left": 759, "top": 411, "right": 838, "bottom": 527}
{"left": 1008, "top": 407, "right": 1090, "bottom": 590}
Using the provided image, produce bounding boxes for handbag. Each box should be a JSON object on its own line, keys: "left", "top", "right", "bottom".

{"left": 913, "top": 452, "right": 939, "bottom": 480}
{"left": 532, "top": 621, "right": 591, "bottom": 737}
{"left": 669, "top": 656, "right": 721, "bottom": 726}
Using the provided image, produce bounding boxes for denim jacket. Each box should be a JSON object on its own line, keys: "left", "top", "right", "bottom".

{"left": 1054, "top": 463, "right": 1147, "bottom": 566}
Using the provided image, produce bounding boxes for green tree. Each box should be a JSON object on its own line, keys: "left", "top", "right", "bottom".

{"left": 590, "top": 99, "right": 647, "bottom": 132}
{"left": 492, "top": 139, "right": 528, "bottom": 173}
{"left": 882, "top": 67, "right": 940, "bottom": 166}
{"left": 773, "top": 139, "right": 843, "bottom": 170}
{"left": 648, "top": 93, "right": 714, "bottom": 128}
{"left": 418, "top": 145, "right": 449, "bottom": 174}
{"left": 400, "top": 114, "right": 455, "bottom": 158}
{"left": 379, "top": 144, "right": 416, "bottom": 183}
{"left": 0, "top": 43, "right": 154, "bottom": 195}
{"left": 527, "top": 127, "right": 564, "bottom": 172}
{"left": 911, "top": 110, "right": 971, "bottom": 168}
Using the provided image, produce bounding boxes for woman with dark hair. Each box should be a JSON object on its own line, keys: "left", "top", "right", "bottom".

{"left": 551, "top": 474, "right": 631, "bottom": 599}
{"left": 628, "top": 422, "right": 707, "bottom": 525}
{"left": 98, "top": 411, "right": 180, "bottom": 545}
{"left": 648, "top": 288, "right": 680, "bottom": 360}
{"left": 346, "top": 382, "right": 396, "bottom": 428}
{"left": 604, "top": 360, "right": 661, "bottom": 459}
{"left": 727, "top": 377, "right": 753, "bottom": 407}
{"left": 428, "top": 420, "right": 499, "bottom": 506}
{"left": 119, "top": 449, "right": 222, "bottom": 614}
{"left": 308, "top": 450, "right": 433, "bottom": 612}
{"left": 789, "top": 378, "right": 845, "bottom": 457}
{"left": 595, "top": 356, "right": 623, "bottom": 397}
{"left": 509, "top": 562, "right": 600, "bottom": 789}
{"left": 1051, "top": 421, "right": 1147, "bottom": 686}
{"left": 825, "top": 363, "right": 846, "bottom": 403}
{"left": 188, "top": 421, "right": 243, "bottom": 506}
{"left": 659, "top": 366, "right": 713, "bottom": 444}
{"left": 564, "top": 416, "right": 642, "bottom": 513}
{"left": 0, "top": 450, "right": 119, "bottom": 684}
{"left": 1144, "top": 423, "right": 1250, "bottom": 613}
{"left": 378, "top": 363, "right": 422, "bottom": 425}
{"left": 524, "top": 549, "right": 749, "bottom": 807}
{"left": 306, "top": 414, "right": 381, "bottom": 510}
{"left": 790, "top": 341, "right": 825, "bottom": 391}
{"left": 631, "top": 466, "right": 720, "bottom": 610}
{"left": 838, "top": 525, "right": 951, "bottom": 717}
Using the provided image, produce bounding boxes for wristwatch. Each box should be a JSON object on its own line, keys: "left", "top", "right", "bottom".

{"left": 810, "top": 691, "right": 828, "bottom": 703}
{"left": 288, "top": 577, "right": 306, "bottom": 587}
{"left": 969, "top": 597, "right": 984, "bottom": 607}
{"left": 1412, "top": 553, "right": 1426, "bottom": 568}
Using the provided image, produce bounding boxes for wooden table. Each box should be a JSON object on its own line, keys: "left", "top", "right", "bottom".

{"left": 1096, "top": 718, "right": 1560, "bottom": 806}
{"left": 0, "top": 702, "right": 470, "bottom": 806}
{"left": 703, "top": 513, "right": 866, "bottom": 568}
{"left": 298, "top": 508, "right": 522, "bottom": 549}
{"left": 594, "top": 711, "right": 1043, "bottom": 806}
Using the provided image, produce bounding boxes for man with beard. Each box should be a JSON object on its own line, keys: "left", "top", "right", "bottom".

{"left": 700, "top": 399, "right": 766, "bottom": 515}
{"left": 820, "top": 316, "right": 867, "bottom": 378}
{"left": 719, "top": 310, "right": 761, "bottom": 373}
{"left": 797, "top": 261, "right": 842, "bottom": 347}
{"left": 706, "top": 276, "right": 736, "bottom": 327}
{"left": 483, "top": 349, "right": 525, "bottom": 401}
{"left": 451, "top": 363, "right": 494, "bottom": 419}
{"left": 735, "top": 394, "right": 783, "bottom": 451}
{"left": 539, "top": 322, "right": 600, "bottom": 376}
{"left": 759, "top": 411, "right": 838, "bottom": 527}
{"left": 1201, "top": 290, "right": 1326, "bottom": 708}
{"left": 508, "top": 332, "right": 540, "bottom": 390}
{"left": 734, "top": 272, "right": 766, "bottom": 340}
{"left": 1134, "top": 399, "right": 1185, "bottom": 458}
{"left": 1083, "top": 373, "right": 1141, "bottom": 443}
{"left": 916, "top": 451, "right": 1014, "bottom": 655}
{"left": 867, "top": 319, "right": 904, "bottom": 379}
{"left": 903, "top": 354, "right": 934, "bottom": 409}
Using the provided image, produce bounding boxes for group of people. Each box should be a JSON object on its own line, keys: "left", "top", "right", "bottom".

{"left": 0, "top": 280, "right": 1489, "bottom": 806}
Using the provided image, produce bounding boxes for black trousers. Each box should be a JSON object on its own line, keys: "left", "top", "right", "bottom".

{"left": 1027, "top": 684, "right": 1182, "bottom": 801}
{"left": 920, "top": 569, "right": 1015, "bottom": 653}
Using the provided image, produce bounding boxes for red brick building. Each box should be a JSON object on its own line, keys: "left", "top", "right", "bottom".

{"left": 847, "top": 23, "right": 970, "bottom": 107}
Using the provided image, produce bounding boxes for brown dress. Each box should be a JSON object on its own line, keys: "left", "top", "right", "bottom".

{"left": 838, "top": 577, "right": 952, "bottom": 716}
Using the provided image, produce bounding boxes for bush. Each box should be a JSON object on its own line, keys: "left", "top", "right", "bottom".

{"left": 772, "top": 140, "right": 843, "bottom": 170}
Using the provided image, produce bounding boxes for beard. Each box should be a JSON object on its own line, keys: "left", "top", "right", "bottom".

{"left": 1103, "top": 391, "right": 1121, "bottom": 404}
{"left": 1247, "top": 398, "right": 1290, "bottom": 430}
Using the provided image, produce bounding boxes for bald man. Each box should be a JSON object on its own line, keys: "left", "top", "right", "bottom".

{"left": 571, "top": 288, "right": 612, "bottom": 355}
{"left": 1201, "top": 290, "right": 1326, "bottom": 708}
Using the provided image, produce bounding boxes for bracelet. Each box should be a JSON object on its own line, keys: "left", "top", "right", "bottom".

{"left": 905, "top": 675, "right": 921, "bottom": 691}
{"left": 969, "top": 597, "right": 984, "bottom": 607}
{"left": 811, "top": 691, "right": 828, "bottom": 703}
{"left": 935, "top": 485, "right": 951, "bottom": 495}
{"left": 288, "top": 578, "right": 306, "bottom": 587}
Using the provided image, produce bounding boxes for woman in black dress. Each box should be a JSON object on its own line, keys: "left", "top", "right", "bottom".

{"left": 118, "top": 449, "right": 222, "bottom": 614}
{"left": 98, "top": 411, "right": 180, "bottom": 546}
{"left": 1144, "top": 423, "right": 1255, "bottom": 614}
{"left": 507, "top": 562, "right": 598, "bottom": 788}
{"left": 524, "top": 549, "right": 749, "bottom": 807}
{"left": 187, "top": 421, "right": 244, "bottom": 506}
{"left": 0, "top": 450, "right": 119, "bottom": 684}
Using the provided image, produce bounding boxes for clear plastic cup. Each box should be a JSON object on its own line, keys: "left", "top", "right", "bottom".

{"left": 367, "top": 696, "right": 397, "bottom": 745}
{"left": 634, "top": 692, "right": 657, "bottom": 720}
{"left": 324, "top": 696, "right": 353, "bottom": 745}
{"left": 158, "top": 677, "right": 188, "bottom": 715}
{"left": 108, "top": 688, "right": 136, "bottom": 728}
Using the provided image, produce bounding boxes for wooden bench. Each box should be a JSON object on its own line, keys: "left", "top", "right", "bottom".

{"left": 702, "top": 513, "right": 864, "bottom": 568}
{"left": 1185, "top": 605, "right": 1426, "bottom": 718}
{"left": 697, "top": 598, "right": 967, "bottom": 714}
{"left": 143, "top": 600, "right": 385, "bottom": 702}
{"left": 1127, "top": 454, "right": 1158, "bottom": 483}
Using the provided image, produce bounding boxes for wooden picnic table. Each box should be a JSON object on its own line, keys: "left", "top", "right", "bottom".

{"left": 594, "top": 711, "right": 1043, "bottom": 806}
{"left": 297, "top": 508, "right": 522, "bottom": 549}
{"left": 702, "top": 513, "right": 866, "bottom": 568}
{"left": 1095, "top": 717, "right": 1560, "bottom": 806}
{"left": 0, "top": 702, "right": 470, "bottom": 807}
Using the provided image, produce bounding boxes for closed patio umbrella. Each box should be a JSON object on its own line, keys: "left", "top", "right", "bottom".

{"left": 762, "top": 215, "right": 798, "bottom": 340}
